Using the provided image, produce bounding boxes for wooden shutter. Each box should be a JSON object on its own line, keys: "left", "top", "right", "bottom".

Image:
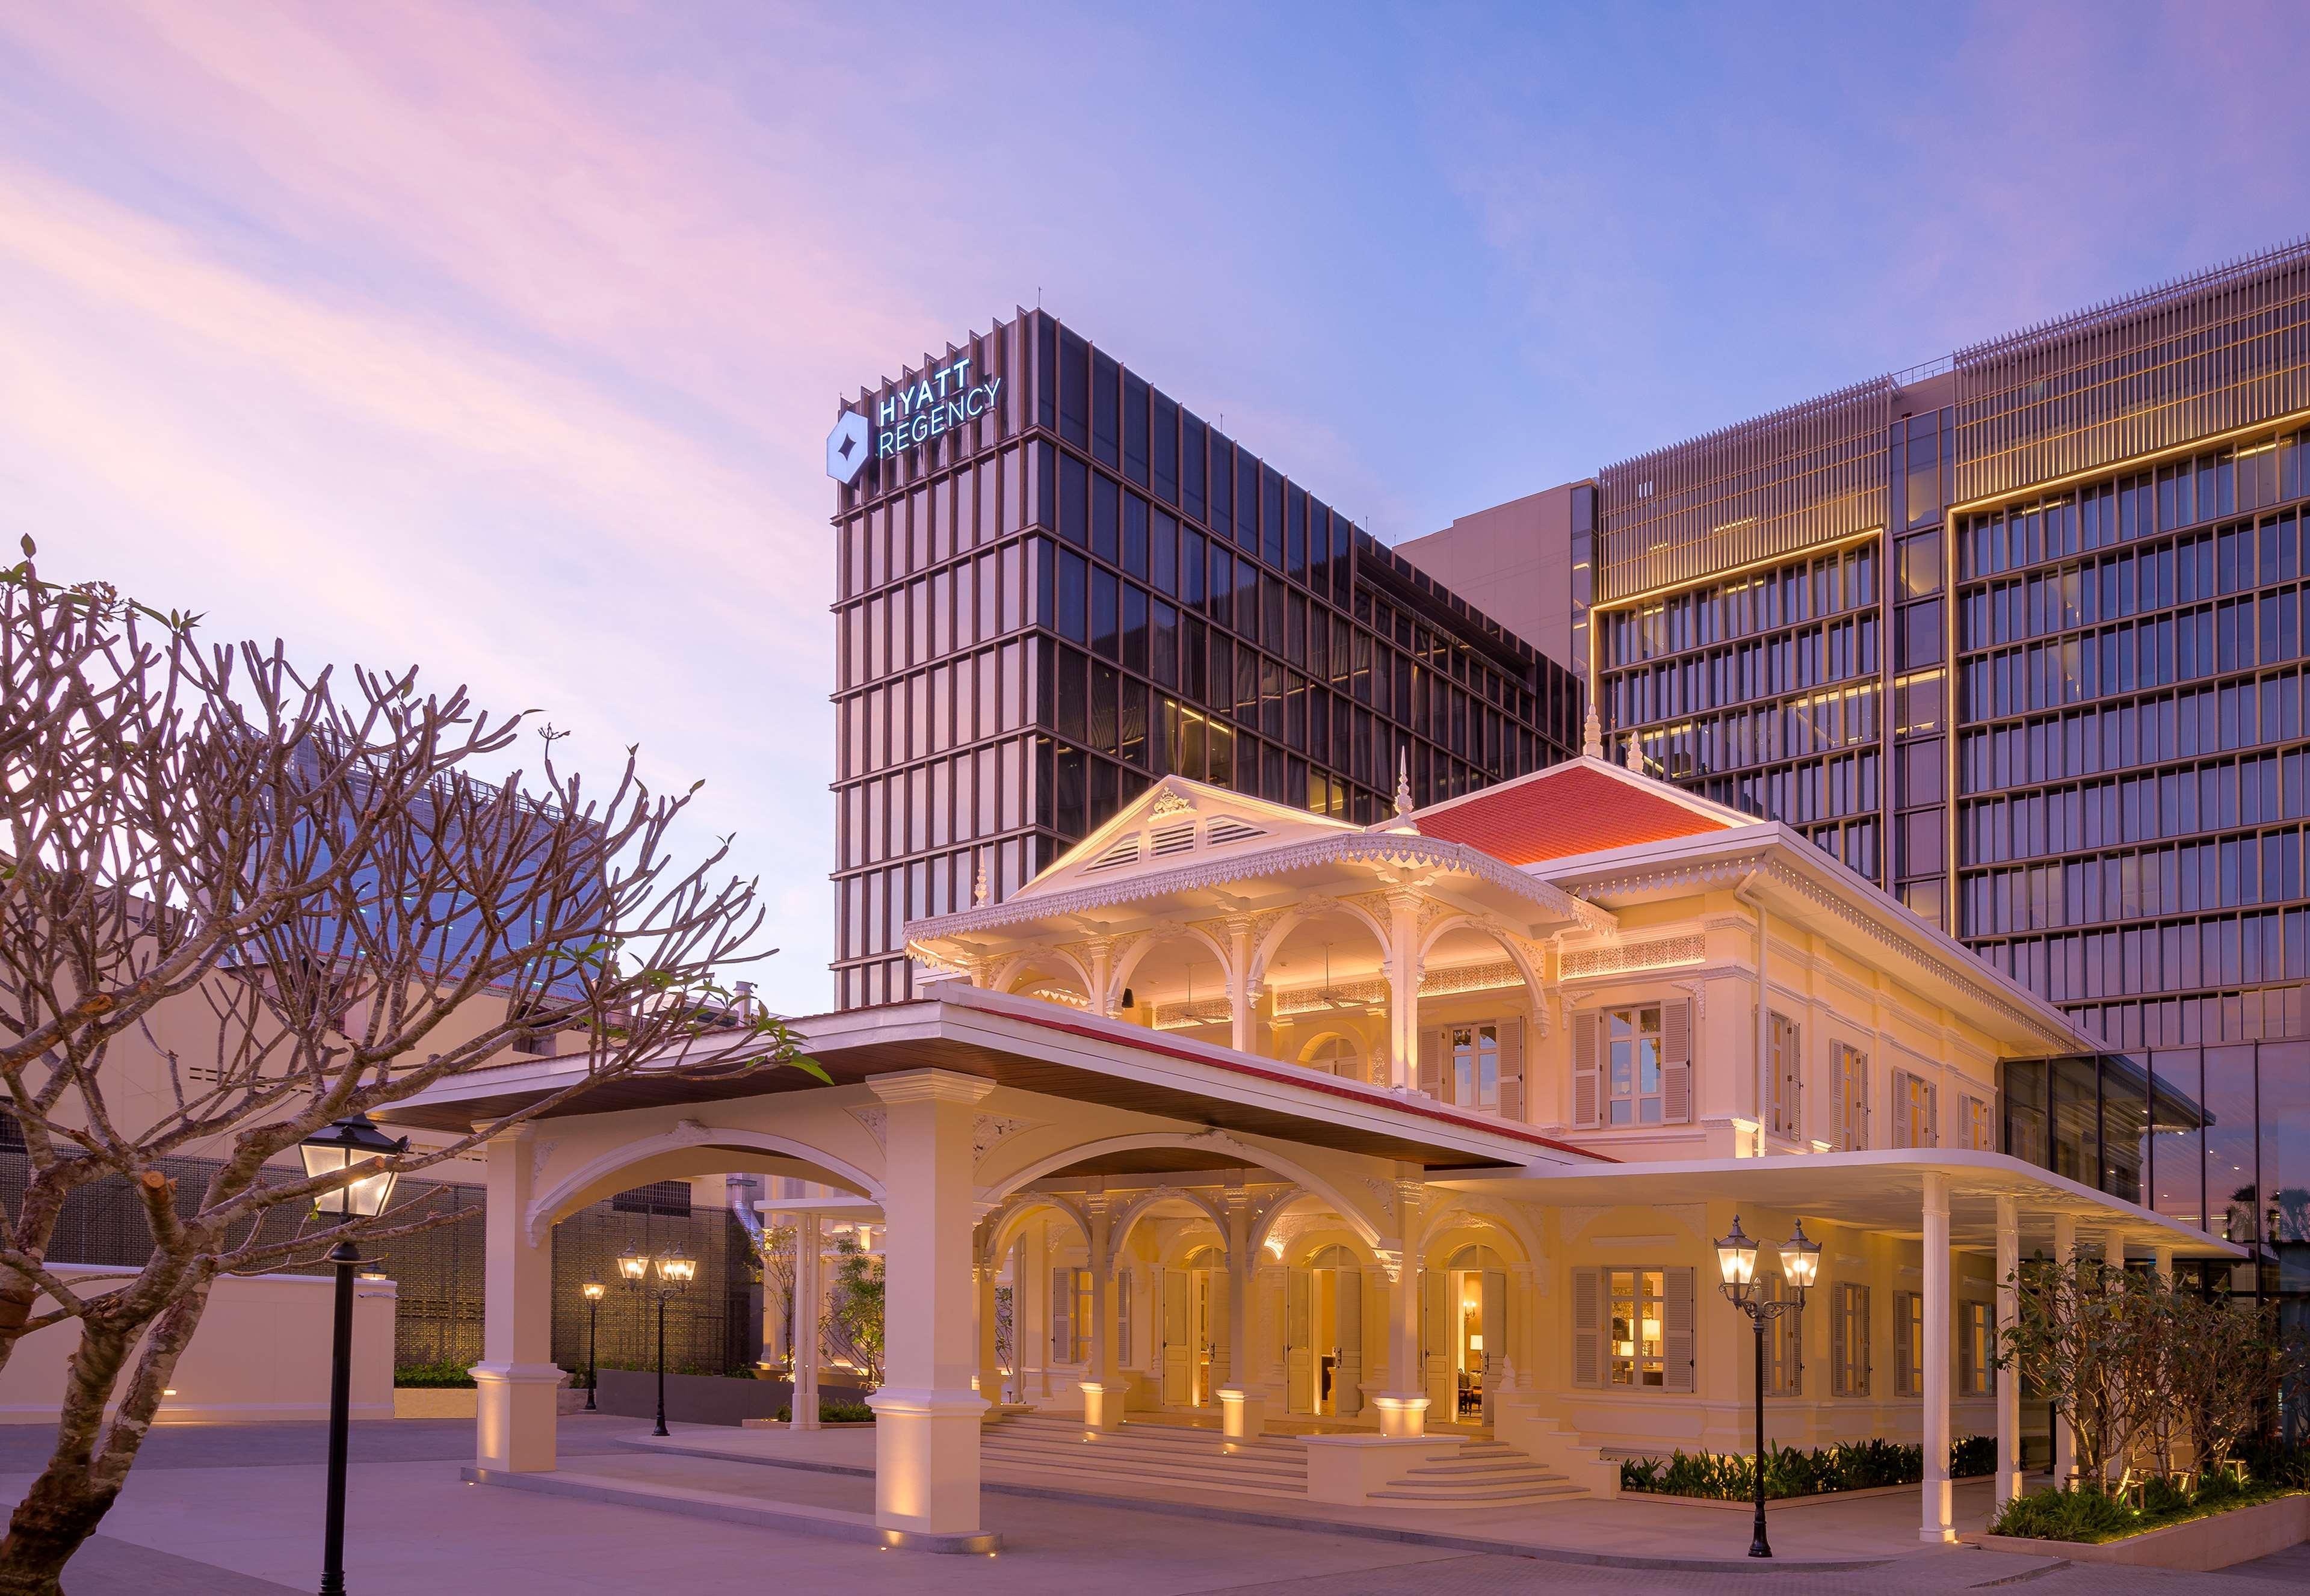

{"left": 1888, "top": 1068, "right": 1913, "bottom": 1147}
{"left": 1286, "top": 1269, "right": 1310, "bottom": 1349}
{"left": 1419, "top": 1028, "right": 1445, "bottom": 1100}
{"left": 1051, "top": 1267, "right": 1073, "bottom": 1363}
{"left": 1497, "top": 1017, "right": 1525, "bottom": 1121}
{"left": 1572, "top": 1011, "right": 1601, "bottom": 1127}
{"left": 1854, "top": 1050, "right": 1871, "bottom": 1149}
{"left": 1662, "top": 999, "right": 1694, "bottom": 1123}
{"left": 1661, "top": 1267, "right": 1696, "bottom": 1393}
{"left": 1830, "top": 1043, "right": 1848, "bottom": 1147}
{"left": 1480, "top": 1270, "right": 1507, "bottom": 1376}
{"left": 1894, "top": 1290, "right": 1916, "bottom": 1397}
{"left": 1116, "top": 1268, "right": 1132, "bottom": 1365}
{"left": 1923, "top": 1078, "right": 1940, "bottom": 1148}
{"left": 1830, "top": 1283, "right": 1847, "bottom": 1396}
{"left": 1570, "top": 1267, "right": 1602, "bottom": 1388}
{"left": 1770, "top": 1014, "right": 1801, "bottom": 1139}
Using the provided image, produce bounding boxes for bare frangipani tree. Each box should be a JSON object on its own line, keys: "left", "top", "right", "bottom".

{"left": 0, "top": 546, "right": 814, "bottom": 1595}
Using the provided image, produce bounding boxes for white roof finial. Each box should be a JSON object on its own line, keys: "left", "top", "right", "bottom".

{"left": 1581, "top": 700, "right": 1604, "bottom": 760}
{"left": 972, "top": 856, "right": 990, "bottom": 905}
{"left": 1394, "top": 747, "right": 1413, "bottom": 816}
{"left": 1624, "top": 733, "right": 1646, "bottom": 775}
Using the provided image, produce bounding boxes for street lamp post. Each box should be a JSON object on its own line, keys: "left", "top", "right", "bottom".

{"left": 1713, "top": 1215, "right": 1819, "bottom": 1561}
{"left": 580, "top": 1281, "right": 605, "bottom": 1411}
{"left": 298, "top": 1112, "right": 407, "bottom": 1596}
{"left": 619, "top": 1245, "right": 696, "bottom": 1438}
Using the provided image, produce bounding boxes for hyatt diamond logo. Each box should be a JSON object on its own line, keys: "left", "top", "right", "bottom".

{"left": 826, "top": 410, "right": 872, "bottom": 485}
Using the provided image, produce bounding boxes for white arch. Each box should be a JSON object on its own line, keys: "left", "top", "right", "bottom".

{"left": 1107, "top": 922, "right": 1235, "bottom": 1010}
{"left": 992, "top": 944, "right": 1097, "bottom": 1003}
{"left": 979, "top": 1191, "right": 1092, "bottom": 1268}
{"left": 1416, "top": 914, "right": 1548, "bottom": 1017}
{"left": 982, "top": 1130, "right": 1382, "bottom": 1249}
{"left": 526, "top": 1124, "right": 883, "bottom": 1245}
{"left": 1248, "top": 897, "right": 1391, "bottom": 991}
{"left": 1109, "top": 1185, "right": 1232, "bottom": 1261}
{"left": 1420, "top": 1195, "right": 1546, "bottom": 1270}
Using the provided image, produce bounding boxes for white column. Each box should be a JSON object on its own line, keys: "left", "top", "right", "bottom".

{"left": 1920, "top": 1172, "right": 1954, "bottom": 1543}
{"left": 1081, "top": 1194, "right": 1120, "bottom": 1429}
{"left": 2051, "top": 1212, "right": 2075, "bottom": 1484}
{"left": 1371, "top": 1251, "right": 1427, "bottom": 1437}
{"left": 2102, "top": 1230, "right": 2125, "bottom": 1269}
{"left": 1017, "top": 1224, "right": 1046, "bottom": 1399}
{"left": 474, "top": 1124, "right": 560, "bottom": 1473}
{"left": 1995, "top": 1195, "right": 2021, "bottom": 1505}
{"left": 1087, "top": 938, "right": 1114, "bottom": 1019}
{"left": 1385, "top": 890, "right": 1421, "bottom": 1092}
{"left": 792, "top": 1212, "right": 823, "bottom": 1431}
{"left": 1227, "top": 917, "right": 1256, "bottom": 1054}
{"left": 866, "top": 1070, "right": 995, "bottom": 1538}
{"left": 1218, "top": 1186, "right": 1265, "bottom": 1440}
{"left": 2152, "top": 1245, "right": 2173, "bottom": 1283}
{"left": 973, "top": 1231, "right": 1005, "bottom": 1405}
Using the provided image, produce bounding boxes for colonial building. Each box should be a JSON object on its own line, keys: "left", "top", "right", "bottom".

{"left": 395, "top": 713, "right": 2236, "bottom": 1551}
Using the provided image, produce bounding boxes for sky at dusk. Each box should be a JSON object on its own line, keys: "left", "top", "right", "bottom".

{"left": 4, "top": 2, "right": 2309, "bottom": 1013}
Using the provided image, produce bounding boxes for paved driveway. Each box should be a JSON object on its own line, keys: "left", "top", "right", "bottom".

{"left": 2, "top": 1419, "right": 2300, "bottom": 1595}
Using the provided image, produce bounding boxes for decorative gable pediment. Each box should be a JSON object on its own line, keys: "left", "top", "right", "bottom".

{"left": 1014, "top": 775, "right": 1351, "bottom": 899}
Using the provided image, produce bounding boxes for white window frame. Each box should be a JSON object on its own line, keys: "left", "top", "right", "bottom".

{"left": 1605, "top": 1267, "right": 1669, "bottom": 1390}
{"left": 1450, "top": 1023, "right": 1501, "bottom": 1110}
{"left": 1604, "top": 1005, "right": 1664, "bottom": 1126}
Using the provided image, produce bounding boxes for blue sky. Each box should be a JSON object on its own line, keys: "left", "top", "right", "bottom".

{"left": 2, "top": 2, "right": 2306, "bottom": 1011}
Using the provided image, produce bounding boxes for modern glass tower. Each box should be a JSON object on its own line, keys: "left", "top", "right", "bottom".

{"left": 827, "top": 310, "right": 1584, "bottom": 1011}
{"left": 1580, "top": 241, "right": 2310, "bottom": 1056}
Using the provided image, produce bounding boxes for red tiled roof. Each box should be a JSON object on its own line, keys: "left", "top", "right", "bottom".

{"left": 1410, "top": 763, "right": 1742, "bottom": 867}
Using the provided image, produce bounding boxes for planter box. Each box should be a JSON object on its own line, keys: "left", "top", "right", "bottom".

{"left": 394, "top": 1387, "right": 477, "bottom": 1420}
{"left": 1982, "top": 1492, "right": 2309, "bottom": 1571}
{"left": 592, "top": 1368, "right": 870, "bottom": 1428}
{"left": 1633, "top": 1473, "right": 1997, "bottom": 1512}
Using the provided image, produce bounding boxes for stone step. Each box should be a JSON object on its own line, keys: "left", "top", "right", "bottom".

{"left": 1369, "top": 1482, "right": 1587, "bottom": 1505}
{"left": 982, "top": 1443, "right": 1306, "bottom": 1484}
{"left": 980, "top": 1451, "right": 1310, "bottom": 1499}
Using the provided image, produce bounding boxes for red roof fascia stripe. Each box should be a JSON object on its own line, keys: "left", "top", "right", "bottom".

{"left": 1413, "top": 764, "right": 1732, "bottom": 867}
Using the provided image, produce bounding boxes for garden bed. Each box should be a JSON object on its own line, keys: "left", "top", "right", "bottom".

{"left": 1983, "top": 1490, "right": 2308, "bottom": 1571}
{"left": 1621, "top": 1437, "right": 1994, "bottom": 1503}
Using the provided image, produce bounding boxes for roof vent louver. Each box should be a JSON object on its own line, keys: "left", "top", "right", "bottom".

{"left": 1147, "top": 821, "right": 1197, "bottom": 857}
{"left": 1084, "top": 836, "right": 1141, "bottom": 872}
{"left": 1204, "top": 818, "right": 1264, "bottom": 847}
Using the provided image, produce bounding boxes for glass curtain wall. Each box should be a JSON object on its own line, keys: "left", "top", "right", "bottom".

{"left": 1953, "top": 431, "right": 2310, "bottom": 1047}
{"left": 831, "top": 312, "right": 1583, "bottom": 1008}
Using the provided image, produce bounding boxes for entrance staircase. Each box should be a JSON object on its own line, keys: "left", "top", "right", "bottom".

{"left": 981, "top": 1412, "right": 1308, "bottom": 1498}
{"left": 981, "top": 1413, "right": 1586, "bottom": 1508}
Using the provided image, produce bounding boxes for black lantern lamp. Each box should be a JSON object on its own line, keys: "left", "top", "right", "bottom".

{"left": 299, "top": 1112, "right": 408, "bottom": 1596}
{"left": 580, "top": 1281, "right": 606, "bottom": 1411}
{"left": 1715, "top": 1214, "right": 1817, "bottom": 1560}
{"left": 621, "top": 1243, "right": 696, "bottom": 1437}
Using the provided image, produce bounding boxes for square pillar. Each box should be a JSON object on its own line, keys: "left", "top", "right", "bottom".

{"left": 974, "top": 1259, "right": 1003, "bottom": 1405}
{"left": 1919, "top": 1172, "right": 1954, "bottom": 1543}
{"left": 474, "top": 1124, "right": 561, "bottom": 1473}
{"left": 1368, "top": 1248, "right": 1428, "bottom": 1438}
{"left": 866, "top": 1070, "right": 995, "bottom": 1537}
{"left": 2051, "top": 1212, "right": 2075, "bottom": 1485}
{"left": 1217, "top": 1186, "right": 1265, "bottom": 1440}
{"left": 1081, "top": 1193, "right": 1122, "bottom": 1430}
{"left": 1384, "top": 891, "right": 1421, "bottom": 1092}
{"left": 792, "top": 1212, "right": 823, "bottom": 1430}
{"left": 1995, "top": 1195, "right": 2021, "bottom": 1506}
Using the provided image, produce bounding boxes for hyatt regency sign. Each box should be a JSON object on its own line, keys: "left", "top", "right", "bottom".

{"left": 824, "top": 354, "right": 1003, "bottom": 485}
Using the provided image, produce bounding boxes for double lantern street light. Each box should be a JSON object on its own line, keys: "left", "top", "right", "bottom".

{"left": 297, "top": 1112, "right": 408, "bottom": 1596}
{"left": 1714, "top": 1215, "right": 1820, "bottom": 1561}
{"left": 619, "top": 1245, "right": 697, "bottom": 1438}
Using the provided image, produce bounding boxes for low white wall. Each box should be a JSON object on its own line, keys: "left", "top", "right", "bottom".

{"left": 0, "top": 1262, "right": 396, "bottom": 1425}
